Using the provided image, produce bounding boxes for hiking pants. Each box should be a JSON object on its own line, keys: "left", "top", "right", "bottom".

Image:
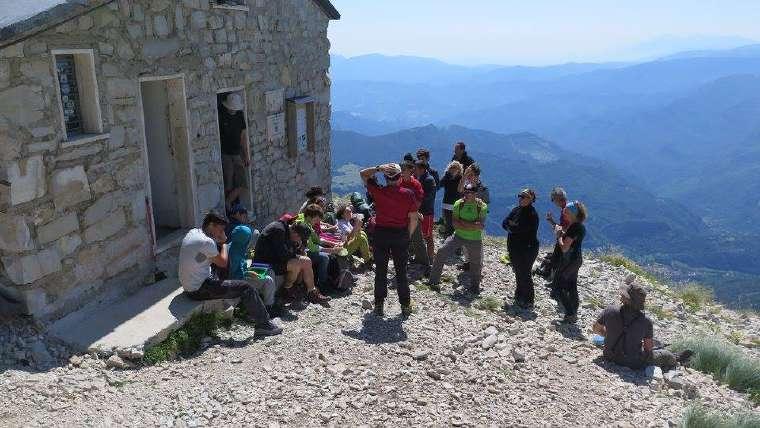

{"left": 372, "top": 227, "right": 411, "bottom": 306}
{"left": 430, "top": 235, "right": 483, "bottom": 290}
{"left": 250, "top": 275, "right": 277, "bottom": 307}
{"left": 553, "top": 276, "right": 579, "bottom": 316}
{"left": 409, "top": 221, "right": 430, "bottom": 267}
{"left": 187, "top": 278, "right": 270, "bottom": 325}
{"left": 650, "top": 349, "right": 678, "bottom": 371}
{"left": 308, "top": 250, "right": 330, "bottom": 288}
{"left": 442, "top": 209, "right": 454, "bottom": 237}
{"left": 510, "top": 245, "right": 539, "bottom": 305}
{"left": 345, "top": 230, "right": 372, "bottom": 262}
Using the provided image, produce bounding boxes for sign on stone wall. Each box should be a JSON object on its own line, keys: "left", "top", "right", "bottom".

{"left": 296, "top": 107, "right": 308, "bottom": 152}
{"left": 267, "top": 113, "right": 285, "bottom": 141}
{"left": 265, "top": 88, "right": 284, "bottom": 113}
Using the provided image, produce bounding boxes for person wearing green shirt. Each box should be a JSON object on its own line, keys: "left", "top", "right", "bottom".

{"left": 295, "top": 204, "right": 343, "bottom": 294}
{"left": 428, "top": 182, "right": 488, "bottom": 294}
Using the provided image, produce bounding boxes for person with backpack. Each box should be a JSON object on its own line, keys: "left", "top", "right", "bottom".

{"left": 502, "top": 189, "right": 540, "bottom": 308}
{"left": 415, "top": 159, "right": 437, "bottom": 269}
{"left": 550, "top": 201, "right": 587, "bottom": 323}
{"left": 400, "top": 161, "right": 429, "bottom": 271}
{"left": 593, "top": 282, "right": 692, "bottom": 371}
{"left": 428, "top": 182, "right": 488, "bottom": 295}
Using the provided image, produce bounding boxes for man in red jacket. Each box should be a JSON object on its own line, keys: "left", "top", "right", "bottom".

{"left": 360, "top": 163, "right": 419, "bottom": 317}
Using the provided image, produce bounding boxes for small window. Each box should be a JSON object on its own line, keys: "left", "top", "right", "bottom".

{"left": 286, "top": 97, "right": 316, "bottom": 158}
{"left": 212, "top": 0, "right": 249, "bottom": 11}
{"left": 52, "top": 50, "right": 103, "bottom": 141}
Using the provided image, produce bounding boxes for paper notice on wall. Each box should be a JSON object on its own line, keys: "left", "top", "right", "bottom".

{"left": 265, "top": 89, "right": 284, "bottom": 113}
{"left": 296, "top": 107, "right": 308, "bottom": 151}
{"left": 267, "top": 113, "right": 285, "bottom": 141}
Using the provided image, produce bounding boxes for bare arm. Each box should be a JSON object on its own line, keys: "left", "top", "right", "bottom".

{"left": 643, "top": 338, "right": 654, "bottom": 353}
{"left": 558, "top": 234, "right": 575, "bottom": 253}
{"left": 408, "top": 212, "right": 419, "bottom": 238}
{"left": 360, "top": 166, "right": 380, "bottom": 185}
{"left": 211, "top": 244, "right": 229, "bottom": 268}
{"left": 592, "top": 322, "right": 606, "bottom": 336}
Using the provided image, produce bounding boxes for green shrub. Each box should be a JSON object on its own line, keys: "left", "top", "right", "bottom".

{"left": 671, "top": 336, "right": 760, "bottom": 404}
{"left": 677, "top": 284, "right": 714, "bottom": 312}
{"left": 681, "top": 404, "right": 760, "bottom": 428}
{"left": 474, "top": 296, "right": 502, "bottom": 313}
{"left": 143, "top": 312, "right": 228, "bottom": 366}
{"left": 598, "top": 251, "right": 659, "bottom": 285}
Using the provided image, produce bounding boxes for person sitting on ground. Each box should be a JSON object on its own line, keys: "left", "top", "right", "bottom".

{"left": 300, "top": 186, "right": 325, "bottom": 212}
{"left": 451, "top": 141, "right": 474, "bottom": 170}
{"left": 439, "top": 161, "right": 463, "bottom": 238}
{"left": 336, "top": 203, "right": 372, "bottom": 265}
{"left": 225, "top": 203, "right": 259, "bottom": 245}
{"left": 593, "top": 282, "right": 692, "bottom": 371}
{"left": 416, "top": 148, "right": 440, "bottom": 187}
{"left": 252, "top": 217, "right": 330, "bottom": 304}
{"left": 349, "top": 192, "right": 373, "bottom": 222}
{"left": 400, "top": 161, "right": 429, "bottom": 270}
{"left": 415, "top": 159, "right": 437, "bottom": 266}
{"left": 550, "top": 201, "right": 587, "bottom": 324}
{"left": 227, "top": 222, "right": 278, "bottom": 314}
{"left": 429, "top": 182, "right": 488, "bottom": 295}
{"left": 359, "top": 163, "right": 419, "bottom": 317}
{"left": 296, "top": 204, "right": 344, "bottom": 291}
{"left": 179, "top": 213, "right": 282, "bottom": 336}
{"left": 503, "top": 188, "right": 540, "bottom": 309}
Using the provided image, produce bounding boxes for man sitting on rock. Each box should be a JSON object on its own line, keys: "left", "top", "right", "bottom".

{"left": 593, "top": 282, "right": 691, "bottom": 371}
{"left": 179, "top": 212, "right": 282, "bottom": 336}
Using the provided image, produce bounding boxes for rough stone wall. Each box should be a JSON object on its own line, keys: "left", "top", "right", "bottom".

{"left": 0, "top": 0, "right": 333, "bottom": 319}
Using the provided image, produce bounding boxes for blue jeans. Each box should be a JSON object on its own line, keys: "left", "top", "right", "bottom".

{"left": 308, "top": 251, "right": 329, "bottom": 288}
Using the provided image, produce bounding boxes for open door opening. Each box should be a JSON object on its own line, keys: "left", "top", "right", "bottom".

{"left": 140, "top": 77, "right": 196, "bottom": 247}
{"left": 216, "top": 88, "right": 253, "bottom": 214}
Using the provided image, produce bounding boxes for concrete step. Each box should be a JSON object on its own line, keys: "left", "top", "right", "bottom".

{"left": 49, "top": 278, "right": 238, "bottom": 355}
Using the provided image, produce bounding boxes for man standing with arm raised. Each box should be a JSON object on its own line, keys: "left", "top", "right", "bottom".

{"left": 360, "top": 163, "right": 419, "bottom": 317}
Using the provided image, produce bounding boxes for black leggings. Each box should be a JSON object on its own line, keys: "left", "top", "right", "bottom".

{"left": 552, "top": 277, "right": 579, "bottom": 316}
{"left": 510, "top": 246, "right": 539, "bottom": 305}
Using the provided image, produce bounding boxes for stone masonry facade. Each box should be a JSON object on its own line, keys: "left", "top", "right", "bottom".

{"left": 0, "top": 0, "right": 336, "bottom": 319}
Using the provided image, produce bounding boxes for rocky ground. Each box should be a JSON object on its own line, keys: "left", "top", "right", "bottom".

{"left": 1, "top": 237, "right": 759, "bottom": 427}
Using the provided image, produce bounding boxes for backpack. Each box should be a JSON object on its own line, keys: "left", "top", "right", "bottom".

{"left": 610, "top": 311, "right": 643, "bottom": 362}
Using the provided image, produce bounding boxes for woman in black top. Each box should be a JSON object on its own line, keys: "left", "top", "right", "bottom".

{"left": 503, "top": 189, "right": 540, "bottom": 308}
{"left": 439, "top": 161, "right": 463, "bottom": 237}
{"left": 550, "top": 201, "right": 588, "bottom": 323}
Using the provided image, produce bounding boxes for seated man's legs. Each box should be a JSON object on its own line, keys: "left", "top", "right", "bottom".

{"left": 285, "top": 256, "right": 328, "bottom": 303}
{"left": 308, "top": 251, "right": 330, "bottom": 288}
{"left": 187, "top": 278, "right": 278, "bottom": 332}
{"left": 250, "top": 275, "right": 277, "bottom": 307}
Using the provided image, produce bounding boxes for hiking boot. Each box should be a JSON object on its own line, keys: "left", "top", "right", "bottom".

{"left": 562, "top": 314, "right": 578, "bottom": 324}
{"left": 307, "top": 289, "right": 331, "bottom": 304}
{"left": 255, "top": 322, "right": 283, "bottom": 337}
{"left": 457, "top": 262, "right": 470, "bottom": 271}
{"left": 423, "top": 266, "right": 431, "bottom": 278}
{"left": 373, "top": 300, "right": 384, "bottom": 317}
{"left": 401, "top": 303, "right": 413, "bottom": 318}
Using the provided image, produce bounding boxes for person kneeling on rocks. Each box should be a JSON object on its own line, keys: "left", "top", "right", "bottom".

{"left": 179, "top": 212, "right": 282, "bottom": 337}
{"left": 593, "top": 282, "right": 692, "bottom": 371}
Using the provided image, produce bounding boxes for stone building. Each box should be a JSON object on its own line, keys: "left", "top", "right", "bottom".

{"left": 0, "top": 0, "right": 340, "bottom": 319}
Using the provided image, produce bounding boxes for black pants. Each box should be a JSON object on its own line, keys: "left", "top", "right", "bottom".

{"left": 442, "top": 209, "right": 454, "bottom": 237}
{"left": 552, "top": 276, "right": 579, "bottom": 316}
{"left": 186, "top": 278, "right": 271, "bottom": 326}
{"left": 372, "top": 226, "right": 410, "bottom": 306}
{"left": 510, "top": 245, "right": 539, "bottom": 305}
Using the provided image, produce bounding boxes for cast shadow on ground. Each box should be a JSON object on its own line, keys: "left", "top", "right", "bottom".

{"left": 593, "top": 355, "right": 650, "bottom": 386}
{"left": 341, "top": 312, "right": 408, "bottom": 345}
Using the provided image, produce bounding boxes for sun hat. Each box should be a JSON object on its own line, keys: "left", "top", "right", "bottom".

{"left": 383, "top": 163, "right": 402, "bottom": 181}
{"left": 620, "top": 282, "right": 647, "bottom": 311}
{"left": 223, "top": 93, "right": 244, "bottom": 112}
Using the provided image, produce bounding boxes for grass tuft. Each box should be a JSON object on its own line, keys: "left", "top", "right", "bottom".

{"left": 671, "top": 336, "right": 760, "bottom": 405}
{"left": 474, "top": 296, "right": 502, "bottom": 313}
{"left": 598, "top": 251, "right": 660, "bottom": 285}
{"left": 676, "top": 283, "right": 714, "bottom": 313}
{"left": 681, "top": 404, "right": 760, "bottom": 428}
{"left": 143, "top": 312, "right": 230, "bottom": 366}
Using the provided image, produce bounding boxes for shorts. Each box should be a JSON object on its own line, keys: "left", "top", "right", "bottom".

{"left": 222, "top": 154, "right": 247, "bottom": 191}
{"left": 421, "top": 214, "right": 434, "bottom": 239}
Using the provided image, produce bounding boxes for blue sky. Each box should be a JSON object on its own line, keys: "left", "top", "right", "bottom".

{"left": 328, "top": 0, "right": 760, "bottom": 65}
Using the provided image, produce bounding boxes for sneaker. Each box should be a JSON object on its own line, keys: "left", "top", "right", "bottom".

{"left": 676, "top": 349, "right": 694, "bottom": 365}
{"left": 255, "top": 322, "right": 283, "bottom": 337}
{"left": 307, "top": 289, "right": 331, "bottom": 304}
{"left": 373, "top": 300, "right": 384, "bottom": 317}
{"left": 401, "top": 304, "right": 413, "bottom": 317}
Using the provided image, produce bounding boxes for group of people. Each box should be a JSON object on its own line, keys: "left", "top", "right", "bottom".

{"left": 176, "top": 141, "right": 690, "bottom": 372}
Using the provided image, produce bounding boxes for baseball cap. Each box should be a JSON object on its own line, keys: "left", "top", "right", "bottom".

{"left": 384, "top": 163, "right": 402, "bottom": 181}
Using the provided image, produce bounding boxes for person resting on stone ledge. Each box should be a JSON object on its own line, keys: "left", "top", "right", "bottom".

{"left": 178, "top": 212, "right": 282, "bottom": 337}
{"left": 593, "top": 282, "right": 693, "bottom": 371}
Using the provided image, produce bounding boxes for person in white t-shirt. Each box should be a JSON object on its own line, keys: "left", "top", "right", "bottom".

{"left": 178, "top": 212, "right": 282, "bottom": 336}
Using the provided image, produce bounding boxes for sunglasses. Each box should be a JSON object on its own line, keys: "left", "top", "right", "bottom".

{"left": 518, "top": 194, "right": 529, "bottom": 199}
